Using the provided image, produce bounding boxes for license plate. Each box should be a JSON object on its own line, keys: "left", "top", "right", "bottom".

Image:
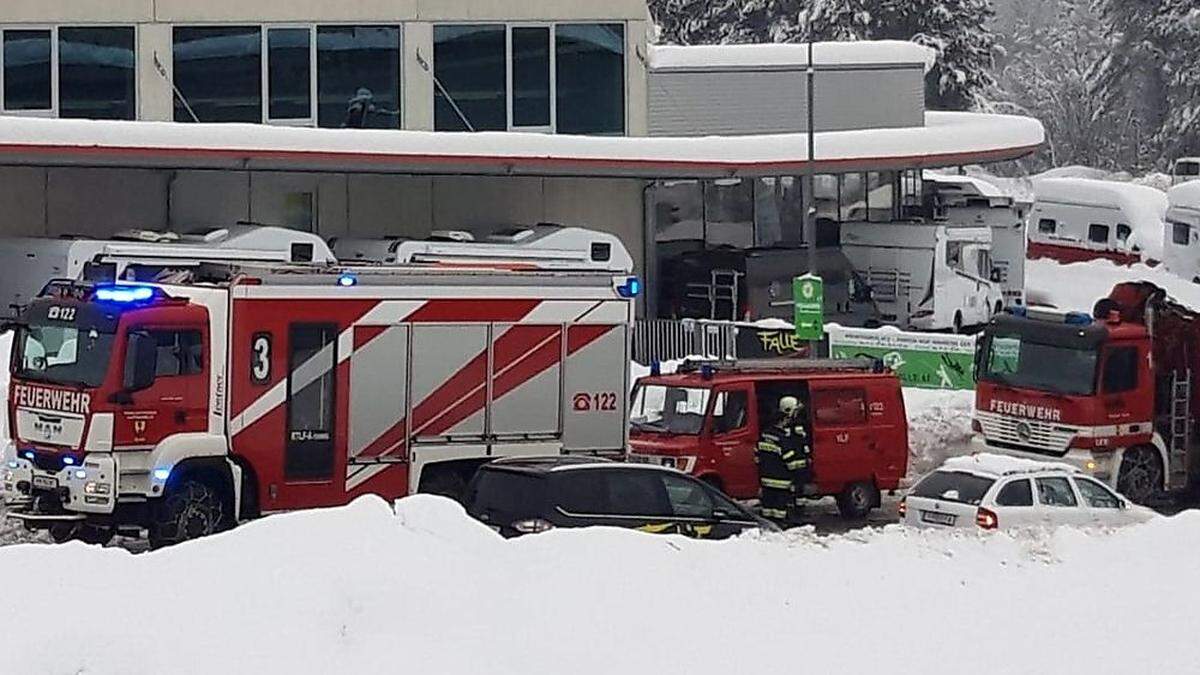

{"left": 920, "top": 510, "right": 956, "bottom": 526}
{"left": 32, "top": 475, "right": 58, "bottom": 491}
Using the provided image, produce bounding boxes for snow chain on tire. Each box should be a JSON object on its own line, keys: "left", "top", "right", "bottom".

{"left": 149, "top": 479, "right": 224, "bottom": 549}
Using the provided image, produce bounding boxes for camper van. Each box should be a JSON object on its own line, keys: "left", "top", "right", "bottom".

{"left": 1163, "top": 181, "right": 1200, "bottom": 282}
{"left": 1172, "top": 158, "right": 1200, "bottom": 186}
{"left": 0, "top": 225, "right": 334, "bottom": 317}
{"left": 840, "top": 223, "right": 1002, "bottom": 332}
{"left": 1029, "top": 178, "right": 1167, "bottom": 265}
{"left": 924, "top": 172, "right": 1028, "bottom": 307}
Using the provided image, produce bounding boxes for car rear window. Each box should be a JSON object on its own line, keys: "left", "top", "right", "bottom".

{"left": 466, "top": 469, "right": 547, "bottom": 520}
{"left": 911, "top": 470, "right": 995, "bottom": 505}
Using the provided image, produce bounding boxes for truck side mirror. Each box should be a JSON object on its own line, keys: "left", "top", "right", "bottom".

{"left": 122, "top": 331, "right": 158, "bottom": 394}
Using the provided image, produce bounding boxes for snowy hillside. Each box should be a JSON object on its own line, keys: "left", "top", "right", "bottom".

{"left": 1, "top": 495, "right": 1196, "bottom": 674}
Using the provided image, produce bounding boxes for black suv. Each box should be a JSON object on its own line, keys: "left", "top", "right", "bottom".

{"left": 465, "top": 456, "right": 778, "bottom": 538}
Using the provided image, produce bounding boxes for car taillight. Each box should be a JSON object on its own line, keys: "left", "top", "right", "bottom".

{"left": 971, "top": 419, "right": 983, "bottom": 433}
{"left": 898, "top": 497, "right": 907, "bottom": 518}
{"left": 511, "top": 518, "right": 555, "bottom": 535}
{"left": 976, "top": 507, "right": 998, "bottom": 530}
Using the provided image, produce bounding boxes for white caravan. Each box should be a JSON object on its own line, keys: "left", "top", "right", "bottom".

{"left": 0, "top": 225, "right": 334, "bottom": 317}
{"left": 1172, "top": 158, "right": 1200, "bottom": 186}
{"left": 1029, "top": 178, "right": 1167, "bottom": 264}
{"left": 330, "top": 224, "right": 633, "bottom": 273}
{"left": 840, "top": 223, "right": 1002, "bottom": 332}
{"left": 1163, "top": 181, "right": 1200, "bottom": 282}
{"left": 924, "top": 172, "right": 1028, "bottom": 307}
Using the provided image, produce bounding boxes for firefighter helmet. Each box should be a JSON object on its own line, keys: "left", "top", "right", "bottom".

{"left": 779, "top": 396, "right": 800, "bottom": 416}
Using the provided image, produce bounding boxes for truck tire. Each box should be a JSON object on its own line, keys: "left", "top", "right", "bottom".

{"left": 48, "top": 523, "right": 77, "bottom": 544}
{"left": 836, "top": 481, "right": 879, "bottom": 520}
{"left": 1116, "top": 447, "right": 1162, "bottom": 505}
{"left": 148, "top": 479, "right": 224, "bottom": 549}
{"left": 78, "top": 525, "right": 115, "bottom": 546}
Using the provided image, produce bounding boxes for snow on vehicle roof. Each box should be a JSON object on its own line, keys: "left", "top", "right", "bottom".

{"left": 923, "top": 171, "right": 1009, "bottom": 200}
{"left": 648, "top": 40, "right": 937, "bottom": 73}
{"left": 0, "top": 112, "right": 1043, "bottom": 179}
{"left": 1034, "top": 177, "right": 1168, "bottom": 260}
{"left": 1169, "top": 180, "right": 1200, "bottom": 212}
{"left": 938, "top": 453, "right": 1079, "bottom": 478}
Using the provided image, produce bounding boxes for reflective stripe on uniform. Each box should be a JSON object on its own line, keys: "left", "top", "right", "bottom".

{"left": 760, "top": 477, "right": 793, "bottom": 489}
{"left": 757, "top": 442, "right": 782, "bottom": 454}
{"left": 786, "top": 459, "right": 809, "bottom": 470}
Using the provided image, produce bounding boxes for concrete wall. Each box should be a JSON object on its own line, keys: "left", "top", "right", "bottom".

{"left": 648, "top": 64, "right": 926, "bottom": 137}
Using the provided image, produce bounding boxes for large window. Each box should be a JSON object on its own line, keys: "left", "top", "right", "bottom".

{"left": 1, "top": 26, "right": 135, "bottom": 120}
{"left": 175, "top": 24, "right": 400, "bottom": 127}
{"left": 174, "top": 26, "right": 262, "bottom": 123}
{"left": 434, "top": 23, "right": 625, "bottom": 135}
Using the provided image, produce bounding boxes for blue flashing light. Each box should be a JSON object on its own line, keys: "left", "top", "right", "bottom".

{"left": 21, "top": 450, "right": 34, "bottom": 460}
{"left": 73, "top": 469, "right": 87, "bottom": 480}
{"left": 617, "top": 276, "right": 642, "bottom": 299}
{"left": 95, "top": 284, "right": 155, "bottom": 304}
{"left": 337, "top": 273, "right": 358, "bottom": 287}
{"left": 1065, "top": 312, "right": 1093, "bottom": 326}
{"left": 62, "top": 456, "right": 75, "bottom": 466}
{"left": 6, "top": 460, "right": 17, "bottom": 469}
{"left": 153, "top": 468, "right": 171, "bottom": 481}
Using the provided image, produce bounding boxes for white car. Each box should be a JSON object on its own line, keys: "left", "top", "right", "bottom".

{"left": 901, "top": 454, "right": 1156, "bottom": 531}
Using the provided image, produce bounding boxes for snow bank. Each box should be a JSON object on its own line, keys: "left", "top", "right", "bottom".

{"left": 942, "top": 452, "right": 1078, "bottom": 477}
{"left": 3, "top": 494, "right": 1198, "bottom": 674}
{"left": 649, "top": 40, "right": 937, "bottom": 72}
{"left": 1169, "top": 180, "right": 1200, "bottom": 211}
{"left": 1026, "top": 257, "right": 1200, "bottom": 314}
{"left": 904, "top": 388, "right": 975, "bottom": 477}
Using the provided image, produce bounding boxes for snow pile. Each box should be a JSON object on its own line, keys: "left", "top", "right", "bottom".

{"left": 904, "top": 388, "right": 975, "bottom": 477}
{"left": 1026, "top": 257, "right": 1200, "bottom": 314}
{"left": 649, "top": 40, "right": 937, "bottom": 72}
{"left": 2, "top": 494, "right": 1198, "bottom": 674}
{"left": 1170, "top": 180, "right": 1200, "bottom": 212}
{"left": 941, "top": 452, "right": 1079, "bottom": 477}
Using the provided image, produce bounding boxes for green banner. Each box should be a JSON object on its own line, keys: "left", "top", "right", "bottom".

{"left": 827, "top": 325, "right": 977, "bottom": 390}
{"left": 793, "top": 275, "right": 824, "bottom": 341}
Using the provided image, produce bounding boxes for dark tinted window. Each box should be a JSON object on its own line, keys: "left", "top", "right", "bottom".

{"left": 1037, "top": 218, "right": 1056, "bottom": 234}
{"left": 995, "top": 479, "right": 1033, "bottom": 507}
{"left": 912, "top": 471, "right": 995, "bottom": 505}
{"left": 590, "top": 242, "right": 611, "bottom": 262}
{"left": 1088, "top": 223, "right": 1109, "bottom": 244}
{"left": 467, "top": 470, "right": 547, "bottom": 521}
{"left": 268, "top": 27, "right": 311, "bottom": 121}
{"left": 434, "top": 25, "right": 506, "bottom": 131}
{"left": 1178, "top": 162, "right": 1200, "bottom": 177}
{"left": 317, "top": 25, "right": 401, "bottom": 129}
{"left": 59, "top": 27, "right": 136, "bottom": 120}
{"left": 1036, "top": 477, "right": 1078, "bottom": 507}
{"left": 3, "top": 29, "right": 51, "bottom": 111}
{"left": 553, "top": 469, "right": 671, "bottom": 517}
{"left": 1116, "top": 224, "right": 1132, "bottom": 243}
{"left": 1075, "top": 478, "right": 1120, "bottom": 509}
{"left": 556, "top": 24, "right": 625, "bottom": 135}
{"left": 1102, "top": 346, "right": 1138, "bottom": 393}
{"left": 151, "top": 330, "right": 203, "bottom": 376}
{"left": 1173, "top": 222, "right": 1190, "bottom": 246}
{"left": 661, "top": 473, "right": 713, "bottom": 518}
{"left": 173, "top": 26, "right": 262, "bottom": 122}
{"left": 511, "top": 26, "right": 550, "bottom": 127}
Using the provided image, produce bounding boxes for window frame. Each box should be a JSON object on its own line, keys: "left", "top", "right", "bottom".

{"left": 263, "top": 24, "right": 317, "bottom": 127}
{"left": 1035, "top": 475, "right": 1079, "bottom": 508}
{"left": 1073, "top": 476, "right": 1122, "bottom": 509}
{"left": 1087, "top": 223, "right": 1110, "bottom": 245}
{"left": 994, "top": 478, "right": 1034, "bottom": 507}
{"left": 1101, "top": 345, "right": 1139, "bottom": 394}
{"left": 1037, "top": 218, "right": 1057, "bottom": 235}
{"left": 1172, "top": 221, "right": 1191, "bottom": 247}
{"left": 1, "top": 24, "right": 139, "bottom": 119}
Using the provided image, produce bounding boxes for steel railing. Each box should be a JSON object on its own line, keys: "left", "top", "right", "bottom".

{"left": 632, "top": 319, "right": 739, "bottom": 365}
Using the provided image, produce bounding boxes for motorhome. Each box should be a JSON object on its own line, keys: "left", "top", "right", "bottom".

{"left": 1163, "top": 181, "right": 1200, "bottom": 282}
{"left": 1029, "top": 178, "right": 1167, "bottom": 265}
{"left": 0, "top": 225, "right": 334, "bottom": 317}
{"left": 841, "top": 222, "right": 1002, "bottom": 332}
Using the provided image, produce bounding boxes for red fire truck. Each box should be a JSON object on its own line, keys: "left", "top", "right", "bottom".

{"left": 627, "top": 359, "right": 908, "bottom": 519}
{"left": 973, "top": 282, "right": 1200, "bottom": 504}
{"left": 2, "top": 264, "right": 637, "bottom": 546}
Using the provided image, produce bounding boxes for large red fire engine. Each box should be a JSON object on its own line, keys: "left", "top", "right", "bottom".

{"left": 2, "top": 263, "right": 636, "bottom": 546}
{"left": 973, "top": 282, "right": 1200, "bottom": 504}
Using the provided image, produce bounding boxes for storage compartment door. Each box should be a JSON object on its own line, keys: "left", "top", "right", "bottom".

{"left": 410, "top": 324, "right": 488, "bottom": 441}
{"left": 490, "top": 324, "right": 563, "bottom": 438}
{"left": 348, "top": 325, "right": 409, "bottom": 462}
{"left": 562, "top": 324, "right": 628, "bottom": 452}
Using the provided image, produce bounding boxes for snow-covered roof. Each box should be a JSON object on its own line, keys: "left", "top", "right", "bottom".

{"left": 0, "top": 112, "right": 1043, "bottom": 179}
{"left": 1034, "top": 178, "right": 1168, "bottom": 259}
{"left": 940, "top": 453, "right": 1080, "bottom": 478}
{"left": 1169, "top": 180, "right": 1200, "bottom": 212}
{"left": 648, "top": 40, "right": 938, "bottom": 73}
{"left": 924, "top": 171, "right": 1010, "bottom": 200}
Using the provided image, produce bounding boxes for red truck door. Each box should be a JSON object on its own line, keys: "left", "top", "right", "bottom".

{"left": 113, "top": 325, "right": 209, "bottom": 448}
{"left": 808, "top": 384, "right": 871, "bottom": 495}
{"left": 705, "top": 385, "right": 757, "bottom": 499}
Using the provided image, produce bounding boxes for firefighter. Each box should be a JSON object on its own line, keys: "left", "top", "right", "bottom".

{"left": 756, "top": 395, "right": 810, "bottom": 524}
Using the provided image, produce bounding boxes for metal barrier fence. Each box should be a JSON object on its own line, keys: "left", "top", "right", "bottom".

{"left": 632, "top": 319, "right": 739, "bottom": 364}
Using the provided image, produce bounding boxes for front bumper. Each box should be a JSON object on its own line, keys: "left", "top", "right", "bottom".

{"left": 2, "top": 445, "right": 118, "bottom": 516}
{"left": 968, "top": 435, "right": 1120, "bottom": 489}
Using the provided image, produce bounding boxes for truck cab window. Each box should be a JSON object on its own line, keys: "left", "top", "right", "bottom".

{"left": 1102, "top": 346, "right": 1138, "bottom": 394}
{"left": 149, "top": 330, "right": 203, "bottom": 376}
{"left": 711, "top": 390, "right": 749, "bottom": 435}
{"left": 1088, "top": 224, "right": 1109, "bottom": 244}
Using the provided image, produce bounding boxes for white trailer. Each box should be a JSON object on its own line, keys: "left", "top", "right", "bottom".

{"left": 841, "top": 222, "right": 1002, "bottom": 332}
{"left": 0, "top": 225, "right": 334, "bottom": 317}
{"left": 1163, "top": 181, "right": 1200, "bottom": 282}
{"left": 924, "top": 172, "right": 1028, "bottom": 307}
{"left": 1029, "top": 178, "right": 1167, "bottom": 265}
{"left": 1172, "top": 158, "right": 1200, "bottom": 186}
{"left": 330, "top": 224, "right": 634, "bottom": 273}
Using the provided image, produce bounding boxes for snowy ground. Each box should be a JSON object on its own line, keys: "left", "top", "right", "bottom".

{"left": 1, "top": 494, "right": 1197, "bottom": 674}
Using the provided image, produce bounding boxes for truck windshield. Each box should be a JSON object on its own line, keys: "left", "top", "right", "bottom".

{"left": 630, "top": 384, "right": 712, "bottom": 435}
{"left": 14, "top": 323, "right": 115, "bottom": 388}
{"left": 980, "top": 333, "right": 1098, "bottom": 395}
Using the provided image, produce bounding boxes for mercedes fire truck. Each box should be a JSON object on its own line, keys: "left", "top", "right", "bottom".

{"left": 2, "top": 263, "right": 636, "bottom": 547}
{"left": 973, "top": 282, "right": 1200, "bottom": 504}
